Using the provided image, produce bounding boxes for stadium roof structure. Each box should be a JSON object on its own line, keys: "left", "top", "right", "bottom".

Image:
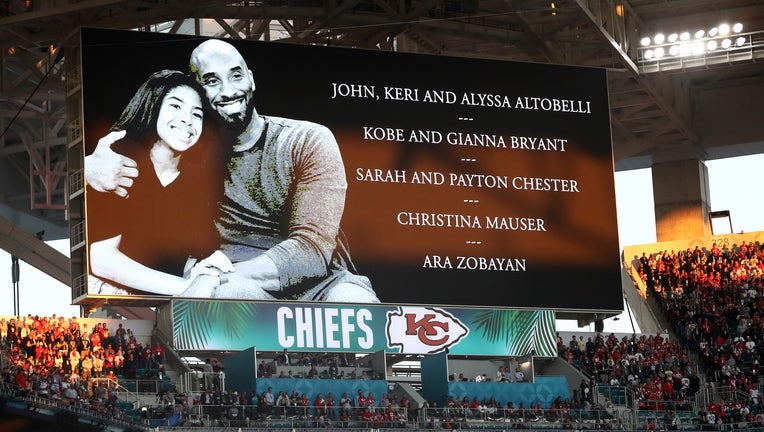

{"left": 1, "top": 0, "right": 763, "bottom": 314}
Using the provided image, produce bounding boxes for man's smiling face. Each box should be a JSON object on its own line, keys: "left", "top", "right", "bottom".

{"left": 190, "top": 40, "right": 256, "bottom": 129}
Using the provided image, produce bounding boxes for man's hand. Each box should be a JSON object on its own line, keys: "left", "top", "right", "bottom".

{"left": 214, "top": 272, "right": 275, "bottom": 299}
{"left": 232, "top": 255, "right": 280, "bottom": 292}
{"left": 178, "top": 274, "right": 220, "bottom": 298}
{"left": 177, "top": 251, "right": 236, "bottom": 297}
{"left": 178, "top": 272, "right": 275, "bottom": 299}
{"left": 195, "top": 251, "right": 236, "bottom": 275}
{"left": 84, "top": 130, "right": 138, "bottom": 197}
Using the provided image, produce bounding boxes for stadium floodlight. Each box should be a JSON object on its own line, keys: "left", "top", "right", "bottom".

{"left": 638, "top": 20, "right": 755, "bottom": 72}
{"left": 691, "top": 41, "right": 705, "bottom": 55}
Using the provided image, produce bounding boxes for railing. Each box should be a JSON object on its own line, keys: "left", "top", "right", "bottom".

{"left": 90, "top": 376, "right": 173, "bottom": 398}
{"left": 68, "top": 167, "right": 84, "bottom": 200}
{"left": 0, "top": 378, "right": 143, "bottom": 430}
{"left": 154, "top": 324, "right": 191, "bottom": 377}
{"left": 262, "top": 403, "right": 408, "bottom": 420}
{"left": 91, "top": 377, "right": 143, "bottom": 409}
{"left": 70, "top": 220, "right": 86, "bottom": 250}
{"left": 703, "top": 384, "right": 755, "bottom": 406}
{"left": 178, "top": 370, "right": 226, "bottom": 396}
{"left": 141, "top": 403, "right": 410, "bottom": 428}
{"left": 67, "top": 116, "right": 82, "bottom": 147}
{"left": 391, "top": 363, "right": 421, "bottom": 378}
{"left": 65, "top": 66, "right": 81, "bottom": 94}
{"left": 421, "top": 406, "right": 627, "bottom": 428}
{"left": 597, "top": 384, "right": 633, "bottom": 405}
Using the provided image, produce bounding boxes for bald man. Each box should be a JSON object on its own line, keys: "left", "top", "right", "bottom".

{"left": 85, "top": 39, "right": 378, "bottom": 303}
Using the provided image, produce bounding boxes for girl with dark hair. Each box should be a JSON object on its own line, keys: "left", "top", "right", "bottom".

{"left": 88, "top": 69, "right": 228, "bottom": 295}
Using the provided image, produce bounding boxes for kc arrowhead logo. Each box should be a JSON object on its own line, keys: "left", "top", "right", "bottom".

{"left": 386, "top": 306, "right": 469, "bottom": 354}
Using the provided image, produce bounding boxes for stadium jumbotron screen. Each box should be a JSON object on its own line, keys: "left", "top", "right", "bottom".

{"left": 80, "top": 27, "right": 621, "bottom": 313}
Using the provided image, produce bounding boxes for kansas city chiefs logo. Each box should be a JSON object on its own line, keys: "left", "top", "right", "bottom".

{"left": 386, "top": 306, "right": 469, "bottom": 354}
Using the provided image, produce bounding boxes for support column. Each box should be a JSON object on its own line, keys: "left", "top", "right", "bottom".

{"left": 651, "top": 159, "right": 711, "bottom": 242}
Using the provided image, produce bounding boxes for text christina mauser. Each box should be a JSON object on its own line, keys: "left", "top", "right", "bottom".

{"left": 397, "top": 213, "right": 546, "bottom": 231}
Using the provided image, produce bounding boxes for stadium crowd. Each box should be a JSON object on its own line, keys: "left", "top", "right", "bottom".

{"left": 3, "top": 240, "right": 764, "bottom": 429}
{"left": 0, "top": 314, "right": 162, "bottom": 421}
{"left": 548, "top": 240, "right": 764, "bottom": 428}
{"left": 557, "top": 331, "right": 699, "bottom": 411}
{"left": 635, "top": 241, "right": 764, "bottom": 424}
{"left": 637, "top": 242, "right": 764, "bottom": 384}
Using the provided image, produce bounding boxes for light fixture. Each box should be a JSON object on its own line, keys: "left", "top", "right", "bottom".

{"left": 639, "top": 20, "right": 752, "bottom": 68}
